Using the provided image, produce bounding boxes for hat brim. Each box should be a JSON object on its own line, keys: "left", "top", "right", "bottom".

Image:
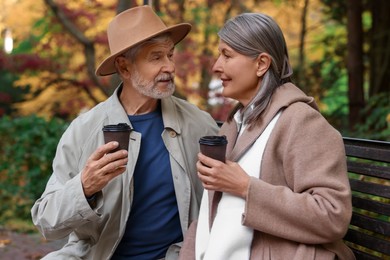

{"left": 95, "top": 23, "right": 191, "bottom": 76}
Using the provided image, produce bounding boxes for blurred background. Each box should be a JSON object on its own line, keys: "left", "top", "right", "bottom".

{"left": 0, "top": 0, "right": 389, "bottom": 251}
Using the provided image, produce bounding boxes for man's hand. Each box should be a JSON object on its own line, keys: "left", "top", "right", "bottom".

{"left": 81, "top": 141, "right": 128, "bottom": 197}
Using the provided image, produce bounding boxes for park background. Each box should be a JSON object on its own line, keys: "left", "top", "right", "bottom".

{"left": 0, "top": 0, "right": 389, "bottom": 258}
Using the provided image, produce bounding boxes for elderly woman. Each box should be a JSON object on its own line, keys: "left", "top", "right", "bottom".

{"left": 180, "top": 12, "right": 355, "bottom": 260}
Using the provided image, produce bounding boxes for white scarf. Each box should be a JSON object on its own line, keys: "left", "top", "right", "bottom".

{"left": 196, "top": 111, "right": 282, "bottom": 260}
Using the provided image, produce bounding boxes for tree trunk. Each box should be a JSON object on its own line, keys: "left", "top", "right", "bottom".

{"left": 346, "top": 0, "right": 365, "bottom": 130}
{"left": 369, "top": 0, "right": 390, "bottom": 96}
{"left": 44, "top": 0, "right": 111, "bottom": 98}
{"left": 117, "top": 0, "right": 137, "bottom": 13}
{"left": 297, "top": 0, "right": 309, "bottom": 93}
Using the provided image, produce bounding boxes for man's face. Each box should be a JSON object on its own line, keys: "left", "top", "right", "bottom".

{"left": 129, "top": 38, "right": 176, "bottom": 99}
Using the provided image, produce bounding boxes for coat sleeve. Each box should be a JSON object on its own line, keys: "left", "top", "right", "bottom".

{"left": 241, "top": 103, "right": 352, "bottom": 244}
{"left": 31, "top": 121, "right": 101, "bottom": 240}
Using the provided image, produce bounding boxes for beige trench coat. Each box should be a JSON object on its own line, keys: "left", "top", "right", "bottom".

{"left": 31, "top": 85, "right": 219, "bottom": 260}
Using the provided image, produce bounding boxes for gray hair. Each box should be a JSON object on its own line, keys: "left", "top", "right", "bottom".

{"left": 122, "top": 33, "right": 172, "bottom": 63}
{"left": 219, "top": 13, "right": 293, "bottom": 126}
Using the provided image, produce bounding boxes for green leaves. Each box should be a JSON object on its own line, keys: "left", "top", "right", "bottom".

{"left": 353, "top": 93, "right": 390, "bottom": 140}
{"left": 0, "top": 115, "right": 68, "bottom": 224}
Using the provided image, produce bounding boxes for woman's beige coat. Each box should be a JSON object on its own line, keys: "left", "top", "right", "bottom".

{"left": 180, "top": 83, "right": 355, "bottom": 260}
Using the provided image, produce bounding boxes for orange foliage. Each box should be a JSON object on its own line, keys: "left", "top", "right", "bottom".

{"left": 2, "top": 0, "right": 324, "bottom": 121}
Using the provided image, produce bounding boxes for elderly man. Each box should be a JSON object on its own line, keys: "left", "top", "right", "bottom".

{"left": 31, "top": 5, "right": 219, "bottom": 260}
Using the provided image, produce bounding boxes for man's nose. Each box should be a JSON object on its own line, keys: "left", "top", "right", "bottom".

{"left": 162, "top": 58, "right": 175, "bottom": 73}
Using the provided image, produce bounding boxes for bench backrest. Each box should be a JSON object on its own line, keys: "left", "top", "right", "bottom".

{"left": 342, "top": 137, "right": 390, "bottom": 259}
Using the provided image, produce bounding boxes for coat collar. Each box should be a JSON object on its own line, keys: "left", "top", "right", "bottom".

{"left": 220, "top": 83, "right": 315, "bottom": 162}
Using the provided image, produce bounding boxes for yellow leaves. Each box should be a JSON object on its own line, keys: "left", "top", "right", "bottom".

{"left": 65, "top": 0, "right": 116, "bottom": 11}
{"left": 2, "top": 0, "right": 45, "bottom": 40}
{"left": 209, "top": 3, "right": 228, "bottom": 26}
{"left": 187, "top": 92, "right": 205, "bottom": 109}
{"left": 13, "top": 70, "right": 107, "bottom": 119}
{"left": 135, "top": 0, "right": 147, "bottom": 6}
{"left": 72, "top": 50, "right": 88, "bottom": 69}
{"left": 85, "top": 14, "right": 113, "bottom": 38}
{"left": 13, "top": 83, "right": 104, "bottom": 119}
{"left": 159, "top": 0, "right": 172, "bottom": 6}
{"left": 14, "top": 72, "right": 53, "bottom": 94}
{"left": 4, "top": 0, "right": 333, "bottom": 119}
{"left": 84, "top": 9, "right": 116, "bottom": 38}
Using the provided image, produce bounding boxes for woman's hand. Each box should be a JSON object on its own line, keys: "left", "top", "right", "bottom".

{"left": 197, "top": 152, "right": 250, "bottom": 198}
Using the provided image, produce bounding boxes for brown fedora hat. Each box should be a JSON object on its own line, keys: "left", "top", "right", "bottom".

{"left": 96, "top": 5, "right": 191, "bottom": 76}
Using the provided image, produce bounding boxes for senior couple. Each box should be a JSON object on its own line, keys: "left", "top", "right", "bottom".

{"left": 31, "top": 5, "right": 355, "bottom": 260}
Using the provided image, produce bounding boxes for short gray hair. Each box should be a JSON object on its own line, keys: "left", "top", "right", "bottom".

{"left": 219, "top": 13, "right": 293, "bottom": 127}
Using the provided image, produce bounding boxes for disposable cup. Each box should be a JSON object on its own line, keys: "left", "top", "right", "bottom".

{"left": 199, "top": 135, "right": 228, "bottom": 163}
{"left": 102, "top": 123, "right": 132, "bottom": 153}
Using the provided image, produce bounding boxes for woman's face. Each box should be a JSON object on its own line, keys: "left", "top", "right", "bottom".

{"left": 212, "top": 40, "right": 261, "bottom": 106}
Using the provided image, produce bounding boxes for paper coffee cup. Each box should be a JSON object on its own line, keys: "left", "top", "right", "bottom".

{"left": 102, "top": 123, "right": 132, "bottom": 153}
{"left": 199, "top": 135, "right": 228, "bottom": 163}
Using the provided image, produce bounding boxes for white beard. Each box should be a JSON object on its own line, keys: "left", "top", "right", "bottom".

{"left": 131, "top": 69, "right": 175, "bottom": 99}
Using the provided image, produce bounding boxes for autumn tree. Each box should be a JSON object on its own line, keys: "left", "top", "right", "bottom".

{"left": 5, "top": 0, "right": 326, "bottom": 121}
{"left": 6, "top": 0, "right": 387, "bottom": 139}
{"left": 6, "top": 0, "right": 115, "bottom": 119}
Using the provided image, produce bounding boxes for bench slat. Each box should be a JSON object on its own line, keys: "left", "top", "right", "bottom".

{"left": 344, "top": 229, "right": 390, "bottom": 255}
{"left": 349, "top": 248, "right": 382, "bottom": 260}
{"left": 344, "top": 137, "right": 390, "bottom": 163}
{"left": 349, "top": 213, "right": 390, "bottom": 236}
{"left": 349, "top": 179, "right": 390, "bottom": 198}
{"left": 347, "top": 161, "right": 390, "bottom": 180}
{"left": 352, "top": 196, "right": 390, "bottom": 216}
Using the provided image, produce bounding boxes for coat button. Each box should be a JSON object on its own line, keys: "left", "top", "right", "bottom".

{"left": 169, "top": 130, "right": 177, "bottom": 138}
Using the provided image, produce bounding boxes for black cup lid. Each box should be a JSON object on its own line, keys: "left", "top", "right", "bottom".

{"left": 102, "top": 123, "right": 132, "bottom": 132}
{"left": 199, "top": 135, "right": 228, "bottom": 145}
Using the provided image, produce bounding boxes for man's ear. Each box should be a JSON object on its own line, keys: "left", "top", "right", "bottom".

{"left": 115, "top": 56, "right": 131, "bottom": 78}
{"left": 256, "top": 53, "right": 271, "bottom": 77}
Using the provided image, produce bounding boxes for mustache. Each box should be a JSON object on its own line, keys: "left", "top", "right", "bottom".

{"left": 155, "top": 73, "right": 174, "bottom": 82}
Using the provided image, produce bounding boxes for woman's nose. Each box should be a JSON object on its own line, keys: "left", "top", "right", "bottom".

{"left": 212, "top": 57, "right": 222, "bottom": 73}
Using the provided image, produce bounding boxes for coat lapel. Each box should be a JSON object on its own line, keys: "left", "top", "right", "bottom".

{"left": 219, "top": 120, "right": 238, "bottom": 160}
{"left": 221, "top": 83, "right": 315, "bottom": 162}
{"left": 229, "top": 125, "right": 264, "bottom": 162}
{"left": 226, "top": 107, "right": 280, "bottom": 162}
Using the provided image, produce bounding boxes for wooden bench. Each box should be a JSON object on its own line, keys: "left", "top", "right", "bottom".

{"left": 342, "top": 137, "right": 390, "bottom": 259}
